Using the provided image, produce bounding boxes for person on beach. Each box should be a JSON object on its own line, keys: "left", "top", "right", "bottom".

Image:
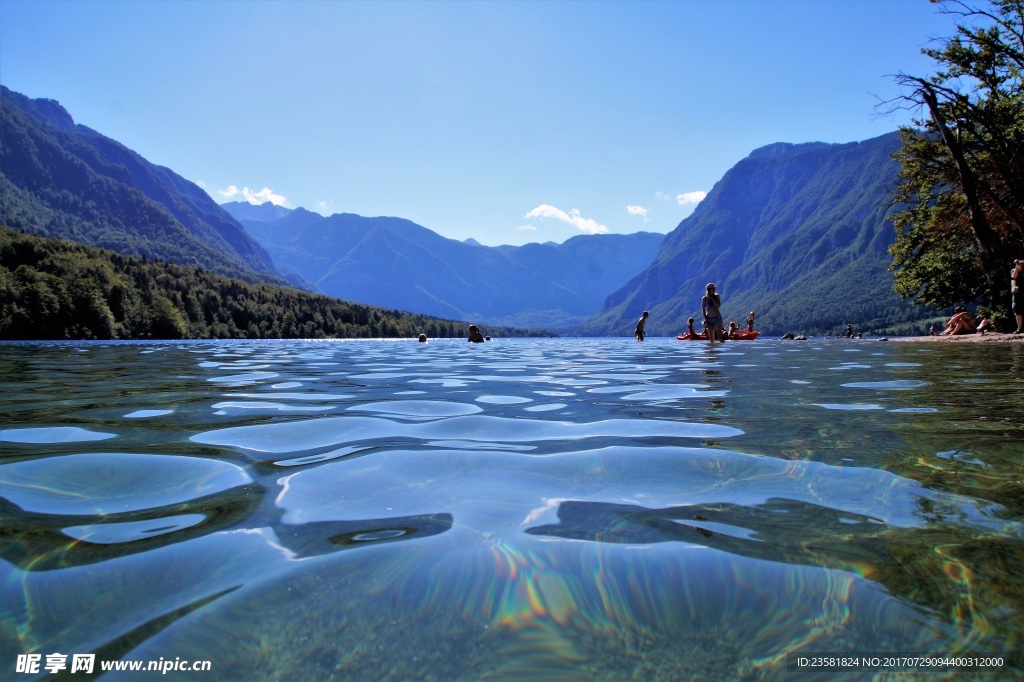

{"left": 468, "top": 325, "right": 485, "bottom": 342}
{"left": 635, "top": 311, "right": 649, "bottom": 341}
{"left": 1012, "top": 259, "right": 1023, "bottom": 333}
{"left": 940, "top": 306, "right": 977, "bottom": 335}
{"left": 746, "top": 311, "right": 756, "bottom": 332}
{"left": 702, "top": 283, "right": 725, "bottom": 343}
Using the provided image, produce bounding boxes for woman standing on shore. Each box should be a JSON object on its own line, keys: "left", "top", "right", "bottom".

{"left": 702, "top": 283, "right": 725, "bottom": 343}
{"left": 1012, "top": 259, "right": 1023, "bottom": 333}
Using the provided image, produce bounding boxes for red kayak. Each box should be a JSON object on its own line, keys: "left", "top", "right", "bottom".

{"left": 676, "top": 331, "right": 761, "bottom": 341}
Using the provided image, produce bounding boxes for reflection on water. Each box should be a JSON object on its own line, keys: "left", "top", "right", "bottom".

{"left": 1, "top": 338, "right": 1023, "bottom": 679}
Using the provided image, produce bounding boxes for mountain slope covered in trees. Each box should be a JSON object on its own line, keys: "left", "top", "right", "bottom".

{"left": 0, "top": 227, "right": 542, "bottom": 340}
{"left": 581, "top": 133, "right": 945, "bottom": 337}
{"left": 0, "top": 86, "right": 289, "bottom": 285}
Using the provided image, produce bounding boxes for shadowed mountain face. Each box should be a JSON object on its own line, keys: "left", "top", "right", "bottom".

{"left": 225, "top": 203, "right": 665, "bottom": 332}
{"left": 580, "top": 133, "right": 936, "bottom": 337}
{"left": 0, "top": 86, "right": 287, "bottom": 285}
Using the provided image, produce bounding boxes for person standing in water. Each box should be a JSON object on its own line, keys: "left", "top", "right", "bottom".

{"left": 635, "top": 310, "right": 649, "bottom": 341}
{"left": 746, "top": 311, "right": 756, "bottom": 332}
{"left": 702, "top": 283, "right": 725, "bottom": 343}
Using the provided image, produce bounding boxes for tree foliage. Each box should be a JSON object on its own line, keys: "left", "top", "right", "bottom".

{"left": 890, "top": 0, "right": 1024, "bottom": 316}
{"left": 0, "top": 227, "right": 549, "bottom": 340}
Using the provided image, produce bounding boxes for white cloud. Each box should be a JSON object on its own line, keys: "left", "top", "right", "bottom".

{"left": 654, "top": 191, "right": 673, "bottom": 201}
{"left": 218, "top": 185, "right": 289, "bottom": 207}
{"left": 627, "top": 205, "right": 649, "bottom": 222}
{"left": 524, "top": 204, "right": 609, "bottom": 235}
{"left": 677, "top": 191, "right": 707, "bottom": 205}
{"left": 218, "top": 185, "right": 240, "bottom": 201}
{"left": 517, "top": 224, "right": 537, "bottom": 231}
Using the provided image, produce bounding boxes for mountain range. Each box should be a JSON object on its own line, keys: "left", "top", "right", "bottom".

{"left": 224, "top": 203, "right": 664, "bottom": 332}
{"left": 0, "top": 85, "right": 290, "bottom": 285}
{"left": 1, "top": 85, "right": 942, "bottom": 338}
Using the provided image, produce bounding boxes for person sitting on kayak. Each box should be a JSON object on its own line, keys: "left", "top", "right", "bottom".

{"left": 728, "top": 321, "right": 741, "bottom": 339}
{"left": 686, "top": 317, "right": 697, "bottom": 337}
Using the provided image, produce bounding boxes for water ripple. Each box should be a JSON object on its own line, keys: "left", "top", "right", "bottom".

{"left": 0, "top": 426, "right": 117, "bottom": 444}
{"left": 124, "top": 409, "right": 174, "bottom": 419}
{"left": 0, "top": 452, "right": 252, "bottom": 515}
{"left": 64, "top": 514, "right": 208, "bottom": 544}
{"left": 814, "top": 403, "right": 885, "bottom": 411}
{"left": 347, "top": 400, "right": 482, "bottom": 417}
{"left": 841, "top": 380, "right": 930, "bottom": 390}
{"left": 191, "top": 415, "right": 743, "bottom": 454}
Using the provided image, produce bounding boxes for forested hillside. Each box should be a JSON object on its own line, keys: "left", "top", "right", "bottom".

{"left": 0, "top": 86, "right": 290, "bottom": 286}
{"left": 0, "top": 228, "right": 542, "bottom": 340}
{"left": 581, "top": 133, "right": 945, "bottom": 337}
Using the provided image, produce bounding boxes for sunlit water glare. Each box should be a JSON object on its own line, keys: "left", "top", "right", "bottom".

{"left": 1, "top": 337, "right": 1022, "bottom": 680}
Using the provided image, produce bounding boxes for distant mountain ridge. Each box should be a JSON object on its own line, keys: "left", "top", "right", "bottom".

{"left": 0, "top": 86, "right": 289, "bottom": 285}
{"left": 223, "top": 202, "right": 665, "bottom": 332}
{"left": 220, "top": 201, "right": 293, "bottom": 223}
{"left": 581, "top": 133, "right": 937, "bottom": 337}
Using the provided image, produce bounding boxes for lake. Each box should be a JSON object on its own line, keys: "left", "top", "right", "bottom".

{"left": 1, "top": 337, "right": 1022, "bottom": 680}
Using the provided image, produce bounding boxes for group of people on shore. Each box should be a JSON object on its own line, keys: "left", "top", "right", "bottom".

{"left": 634, "top": 258, "right": 1024, "bottom": 342}
{"left": 930, "top": 259, "right": 1024, "bottom": 336}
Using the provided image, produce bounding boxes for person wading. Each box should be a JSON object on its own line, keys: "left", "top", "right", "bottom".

{"left": 702, "top": 283, "right": 725, "bottom": 343}
{"left": 635, "top": 311, "right": 649, "bottom": 341}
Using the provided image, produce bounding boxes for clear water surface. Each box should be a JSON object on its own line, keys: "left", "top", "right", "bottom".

{"left": 1, "top": 338, "right": 1022, "bottom": 680}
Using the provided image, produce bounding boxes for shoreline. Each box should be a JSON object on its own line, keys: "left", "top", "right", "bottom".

{"left": 876, "top": 332, "right": 1024, "bottom": 343}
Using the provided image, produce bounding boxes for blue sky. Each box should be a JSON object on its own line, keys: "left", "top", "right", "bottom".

{"left": 2, "top": 0, "right": 958, "bottom": 246}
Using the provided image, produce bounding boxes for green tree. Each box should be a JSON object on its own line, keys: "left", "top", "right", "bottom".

{"left": 148, "top": 294, "right": 187, "bottom": 339}
{"left": 889, "top": 0, "right": 1024, "bottom": 314}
